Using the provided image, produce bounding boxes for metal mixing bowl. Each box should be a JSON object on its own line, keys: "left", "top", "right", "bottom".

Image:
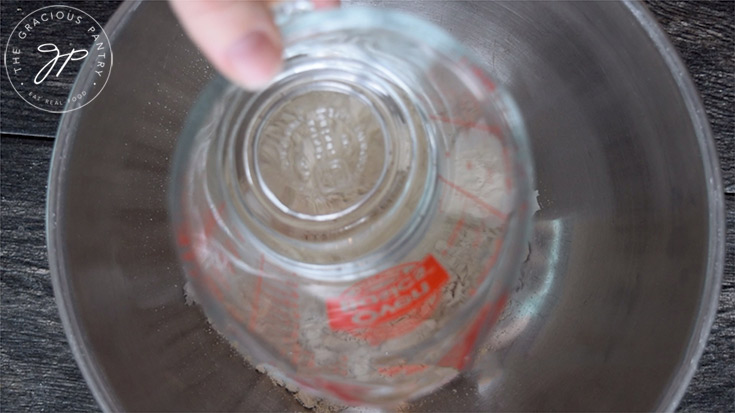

{"left": 47, "top": 1, "right": 724, "bottom": 411}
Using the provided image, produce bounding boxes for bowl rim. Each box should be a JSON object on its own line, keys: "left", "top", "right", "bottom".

{"left": 46, "top": 1, "right": 140, "bottom": 410}
{"left": 623, "top": 1, "right": 725, "bottom": 410}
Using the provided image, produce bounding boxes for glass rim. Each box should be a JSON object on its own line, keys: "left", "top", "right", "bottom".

{"left": 169, "top": 5, "right": 537, "bottom": 384}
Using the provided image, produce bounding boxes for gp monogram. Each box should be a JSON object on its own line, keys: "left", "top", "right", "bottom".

{"left": 4, "top": 5, "right": 112, "bottom": 113}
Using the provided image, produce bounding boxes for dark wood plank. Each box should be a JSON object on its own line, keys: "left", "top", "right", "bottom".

{"left": 643, "top": 3, "right": 735, "bottom": 409}
{"left": 678, "top": 194, "right": 735, "bottom": 412}
{"left": 645, "top": 0, "right": 735, "bottom": 194}
{"left": 0, "top": 135, "right": 98, "bottom": 411}
{"left": 0, "top": 1, "right": 122, "bottom": 138}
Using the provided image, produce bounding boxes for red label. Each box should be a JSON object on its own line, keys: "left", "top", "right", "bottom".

{"left": 326, "top": 255, "right": 449, "bottom": 342}
{"left": 377, "top": 364, "right": 428, "bottom": 377}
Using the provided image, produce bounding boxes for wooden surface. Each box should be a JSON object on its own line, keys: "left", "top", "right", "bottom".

{"left": 1, "top": 1, "right": 733, "bottom": 411}
{"left": 0, "top": 1, "right": 122, "bottom": 137}
{"left": 647, "top": 3, "right": 734, "bottom": 411}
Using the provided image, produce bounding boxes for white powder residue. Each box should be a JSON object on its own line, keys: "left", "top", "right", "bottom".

{"left": 178, "top": 89, "right": 525, "bottom": 410}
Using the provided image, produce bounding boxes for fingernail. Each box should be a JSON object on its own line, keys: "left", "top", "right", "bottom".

{"left": 227, "top": 31, "right": 281, "bottom": 90}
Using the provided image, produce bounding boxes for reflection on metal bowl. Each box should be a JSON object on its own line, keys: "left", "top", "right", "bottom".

{"left": 48, "top": 1, "right": 723, "bottom": 411}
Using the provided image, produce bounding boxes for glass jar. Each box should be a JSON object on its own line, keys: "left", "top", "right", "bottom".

{"left": 170, "top": 5, "right": 533, "bottom": 406}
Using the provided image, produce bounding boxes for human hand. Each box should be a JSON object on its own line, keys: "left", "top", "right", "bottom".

{"left": 169, "top": 0, "right": 339, "bottom": 90}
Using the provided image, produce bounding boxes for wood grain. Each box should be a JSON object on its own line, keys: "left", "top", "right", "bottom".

{"left": 642, "top": 3, "right": 734, "bottom": 410}
{"left": 1, "top": 136, "right": 99, "bottom": 411}
{"left": 644, "top": 0, "right": 735, "bottom": 194}
{"left": 0, "top": 1, "right": 122, "bottom": 137}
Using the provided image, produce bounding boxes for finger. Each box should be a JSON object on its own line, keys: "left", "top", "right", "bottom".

{"left": 313, "top": 0, "right": 340, "bottom": 9}
{"left": 169, "top": 0, "right": 282, "bottom": 90}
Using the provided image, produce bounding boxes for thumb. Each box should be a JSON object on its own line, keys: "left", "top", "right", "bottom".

{"left": 169, "top": 0, "right": 282, "bottom": 90}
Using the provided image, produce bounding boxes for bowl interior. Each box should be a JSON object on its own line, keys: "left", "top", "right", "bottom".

{"left": 48, "top": 1, "right": 722, "bottom": 411}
